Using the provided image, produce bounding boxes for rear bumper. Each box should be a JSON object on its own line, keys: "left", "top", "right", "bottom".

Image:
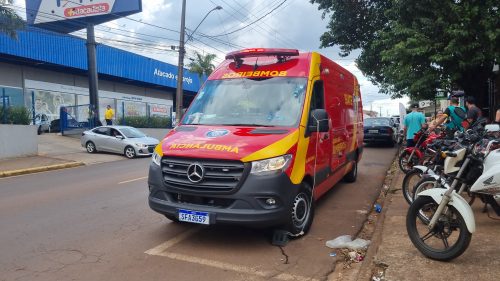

{"left": 364, "top": 134, "right": 393, "bottom": 143}
{"left": 147, "top": 163, "right": 299, "bottom": 228}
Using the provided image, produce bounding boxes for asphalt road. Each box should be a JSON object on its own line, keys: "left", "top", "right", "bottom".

{"left": 0, "top": 146, "right": 396, "bottom": 281}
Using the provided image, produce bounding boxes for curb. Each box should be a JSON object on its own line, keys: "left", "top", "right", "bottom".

{"left": 0, "top": 162, "right": 85, "bottom": 178}
{"left": 355, "top": 168, "right": 401, "bottom": 280}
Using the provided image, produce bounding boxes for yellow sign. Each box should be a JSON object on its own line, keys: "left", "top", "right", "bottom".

{"left": 169, "top": 143, "right": 239, "bottom": 154}
{"left": 222, "top": 71, "right": 287, "bottom": 79}
{"left": 344, "top": 94, "right": 353, "bottom": 106}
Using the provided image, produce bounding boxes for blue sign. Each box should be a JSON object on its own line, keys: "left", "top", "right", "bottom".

{"left": 26, "top": 0, "right": 142, "bottom": 33}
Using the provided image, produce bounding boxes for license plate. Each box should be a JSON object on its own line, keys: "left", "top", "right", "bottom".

{"left": 369, "top": 130, "right": 379, "bottom": 134}
{"left": 178, "top": 209, "right": 210, "bottom": 225}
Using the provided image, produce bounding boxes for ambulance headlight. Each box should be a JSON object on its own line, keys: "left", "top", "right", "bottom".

{"left": 152, "top": 151, "right": 162, "bottom": 166}
{"left": 251, "top": 155, "right": 292, "bottom": 175}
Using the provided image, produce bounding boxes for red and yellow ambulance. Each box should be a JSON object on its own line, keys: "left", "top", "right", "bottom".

{"left": 148, "top": 48, "right": 363, "bottom": 236}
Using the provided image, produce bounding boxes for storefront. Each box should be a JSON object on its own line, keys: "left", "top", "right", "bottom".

{"left": 0, "top": 27, "right": 202, "bottom": 125}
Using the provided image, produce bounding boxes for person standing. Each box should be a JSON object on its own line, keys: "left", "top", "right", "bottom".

{"left": 105, "top": 105, "right": 114, "bottom": 125}
{"left": 430, "top": 96, "right": 465, "bottom": 134}
{"left": 495, "top": 106, "right": 500, "bottom": 124}
{"left": 465, "top": 96, "right": 482, "bottom": 127}
{"left": 404, "top": 103, "right": 426, "bottom": 147}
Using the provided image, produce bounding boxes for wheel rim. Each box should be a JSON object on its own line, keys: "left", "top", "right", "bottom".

{"left": 292, "top": 193, "right": 310, "bottom": 229}
{"left": 411, "top": 199, "right": 465, "bottom": 253}
{"left": 125, "top": 147, "right": 135, "bottom": 158}
{"left": 352, "top": 162, "right": 357, "bottom": 177}
{"left": 87, "top": 142, "right": 94, "bottom": 152}
{"left": 404, "top": 172, "right": 423, "bottom": 203}
{"left": 401, "top": 153, "right": 418, "bottom": 171}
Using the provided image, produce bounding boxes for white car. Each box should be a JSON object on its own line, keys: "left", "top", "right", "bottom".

{"left": 81, "top": 126, "right": 159, "bottom": 158}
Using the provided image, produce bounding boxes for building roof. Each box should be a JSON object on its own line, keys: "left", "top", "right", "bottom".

{"left": 0, "top": 27, "right": 203, "bottom": 93}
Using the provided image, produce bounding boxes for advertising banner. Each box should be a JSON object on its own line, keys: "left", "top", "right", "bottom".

{"left": 26, "top": 0, "right": 142, "bottom": 33}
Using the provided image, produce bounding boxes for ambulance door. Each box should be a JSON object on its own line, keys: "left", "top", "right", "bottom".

{"left": 307, "top": 80, "right": 332, "bottom": 183}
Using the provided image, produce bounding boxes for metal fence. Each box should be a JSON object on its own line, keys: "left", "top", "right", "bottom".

{"left": 60, "top": 104, "right": 93, "bottom": 136}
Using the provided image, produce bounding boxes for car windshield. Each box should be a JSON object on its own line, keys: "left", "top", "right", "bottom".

{"left": 182, "top": 77, "right": 307, "bottom": 127}
{"left": 364, "top": 118, "right": 391, "bottom": 126}
{"left": 119, "top": 127, "right": 146, "bottom": 138}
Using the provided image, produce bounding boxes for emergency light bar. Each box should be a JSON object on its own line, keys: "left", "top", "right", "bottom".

{"left": 225, "top": 48, "right": 300, "bottom": 60}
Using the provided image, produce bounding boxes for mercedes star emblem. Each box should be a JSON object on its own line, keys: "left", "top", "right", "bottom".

{"left": 186, "top": 163, "right": 205, "bottom": 183}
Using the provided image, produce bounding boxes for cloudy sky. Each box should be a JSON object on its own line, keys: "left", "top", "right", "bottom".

{"left": 12, "top": 0, "right": 408, "bottom": 116}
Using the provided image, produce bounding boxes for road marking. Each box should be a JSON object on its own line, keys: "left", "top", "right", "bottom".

{"left": 118, "top": 176, "right": 147, "bottom": 184}
{"left": 144, "top": 226, "right": 202, "bottom": 255}
{"left": 145, "top": 227, "right": 319, "bottom": 281}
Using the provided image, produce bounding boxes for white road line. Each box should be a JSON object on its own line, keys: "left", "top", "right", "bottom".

{"left": 146, "top": 227, "right": 319, "bottom": 281}
{"left": 157, "top": 252, "right": 319, "bottom": 281}
{"left": 144, "top": 226, "right": 202, "bottom": 255}
{"left": 118, "top": 176, "right": 147, "bottom": 185}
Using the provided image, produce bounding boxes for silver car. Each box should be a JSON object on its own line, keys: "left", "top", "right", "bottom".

{"left": 81, "top": 126, "right": 159, "bottom": 158}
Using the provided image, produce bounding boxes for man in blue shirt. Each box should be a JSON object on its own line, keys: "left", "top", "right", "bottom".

{"left": 404, "top": 103, "right": 426, "bottom": 147}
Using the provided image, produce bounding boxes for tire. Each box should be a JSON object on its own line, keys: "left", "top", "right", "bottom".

{"left": 37, "top": 126, "right": 42, "bottom": 135}
{"left": 402, "top": 169, "right": 425, "bottom": 204}
{"left": 285, "top": 182, "right": 315, "bottom": 237}
{"left": 406, "top": 196, "right": 472, "bottom": 261}
{"left": 124, "top": 146, "right": 136, "bottom": 159}
{"left": 398, "top": 150, "right": 420, "bottom": 174}
{"left": 412, "top": 177, "right": 441, "bottom": 223}
{"left": 86, "top": 141, "right": 97, "bottom": 153}
{"left": 343, "top": 160, "right": 358, "bottom": 183}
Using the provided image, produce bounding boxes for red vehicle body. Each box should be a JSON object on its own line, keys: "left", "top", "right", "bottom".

{"left": 399, "top": 129, "right": 445, "bottom": 172}
{"left": 147, "top": 48, "right": 364, "bottom": 235}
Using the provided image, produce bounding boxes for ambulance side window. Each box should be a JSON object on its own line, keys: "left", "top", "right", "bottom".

{"left": 310, "top": 81, "right": 324, "bottom": 111}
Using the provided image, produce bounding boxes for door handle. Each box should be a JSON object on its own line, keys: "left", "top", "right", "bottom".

{"left": 322, "top": 134, "right": 329, "bottom": 140}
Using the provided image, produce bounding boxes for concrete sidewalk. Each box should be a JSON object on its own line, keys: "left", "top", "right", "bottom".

{"left": 1, "top": 134, "right": 126, "bottom": 178}
{"left": 360, "top": 170, "right": 500, "bottom": 281}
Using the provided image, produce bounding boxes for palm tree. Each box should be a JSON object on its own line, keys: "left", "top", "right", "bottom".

{"left": 187, "top": 52, "right": 217, "bottom": 81}
{"left": 0, "top": 0, "right": 25, "bottom": 39}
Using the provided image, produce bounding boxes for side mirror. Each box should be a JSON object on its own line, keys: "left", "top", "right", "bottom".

{"left": 115, "top": 135, "right": 124, "bottom": 139}
{"left": 308, "top": 109, "right": 329, "bottom": 133}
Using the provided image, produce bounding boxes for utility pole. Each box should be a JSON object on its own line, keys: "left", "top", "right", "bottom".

{"left": 86, "top": 23, "right": 99, "bottom": 127}
{"left": 379, "top": 106, "right": 382, "bottom": 117}
{"left": 175, "top": 0, "right": 187, "bottom": 125}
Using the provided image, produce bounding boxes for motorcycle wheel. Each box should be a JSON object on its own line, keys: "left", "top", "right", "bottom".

{"left": 398, "top": 150, "right": 420, "bottom": 173}
{"left": 402, "top": 168, "right": 424, "bottom": 205}
{"left": 406, "top": 196, "right": 472, "bottom": 261}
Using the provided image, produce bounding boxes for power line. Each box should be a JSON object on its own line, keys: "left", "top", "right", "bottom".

{"left": 206, "top": 0, "right": 288, "bottom": 37}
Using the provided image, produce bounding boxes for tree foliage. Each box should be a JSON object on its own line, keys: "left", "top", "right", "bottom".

{"left": 187, "top": 52, "right": 217, "bottom": 80}
{"left": 0, "top": 0, "right": 25, "bottom": 39}
{"left": 311, "top": 0, "right": 500, "bottom": 101}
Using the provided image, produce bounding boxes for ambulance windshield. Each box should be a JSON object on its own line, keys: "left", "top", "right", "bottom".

{"left": 182, "top": 77, "right": 307, "bottom": 127}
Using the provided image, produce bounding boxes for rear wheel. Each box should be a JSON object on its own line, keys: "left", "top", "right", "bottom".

{"left": 406, "top": 196, "right": 472, "bottom": 261}
{"left": 37, "top": 126, "right": 42, "bottom": 135}
{"left": 86, "top": 141, "right": 96, "bottom": 153}
{"left": 285, "top": 182, "right": 314, "bottom": 237}
{"left": 343, "top": 160, "right": 358, "bottom": 183}
{"left": 124, "top": 146, "right": 136, "bottom": 159}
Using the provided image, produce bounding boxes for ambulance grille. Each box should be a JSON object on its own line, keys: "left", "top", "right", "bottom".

{"left": 161, "top": 157, "right": 248, "bottom": 193}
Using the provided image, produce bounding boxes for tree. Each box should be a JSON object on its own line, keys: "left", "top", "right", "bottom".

{"left": 310, "top": 0, "right": 500, "bottom": 101}
{"left": 187, "top": 52, "right": 217, "bottom": 80}
{"left": 0, "top": 0, "right": 25, "bottom": 39}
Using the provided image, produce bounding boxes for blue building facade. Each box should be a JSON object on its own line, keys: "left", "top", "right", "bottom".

{"left": 0, "top": 27, "right": 203, "bottom": 123}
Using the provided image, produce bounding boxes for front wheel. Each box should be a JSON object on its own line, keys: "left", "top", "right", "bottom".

{"left": 406, "top": 196, "right": 472, "bottom": 261}
{"left": 398, "top": 150, "right": 421, "bottom": 173}
{"left": 86, "top": 141, "right": 97, "bottom": 153}
{"left": 402, "top": 169, "right": 425, "bottom": 205}
{"left": 124, "top": 146, "right": 136, "bottom": 159}
{"left": 284, "top": 183, "right": 315, "bottom": 237}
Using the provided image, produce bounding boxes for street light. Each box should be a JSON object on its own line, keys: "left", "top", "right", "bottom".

{"left": 174, "top": 2, "right": 223, "bottom": 125}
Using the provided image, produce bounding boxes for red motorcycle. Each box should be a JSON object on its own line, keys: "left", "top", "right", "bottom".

{"left": 398, "top": 128, "right": 445, "bottom": 173}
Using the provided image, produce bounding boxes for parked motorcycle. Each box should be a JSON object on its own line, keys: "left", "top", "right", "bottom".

{"left": 406, "top": 125, "right": 500, "bottom": 261}
{"left": 398, "top": 128, "right": 445, "bottom": 173}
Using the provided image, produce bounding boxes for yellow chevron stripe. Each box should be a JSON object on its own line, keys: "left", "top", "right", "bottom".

{"left": 240, "top": 130, "right": 300, "bottom": 162}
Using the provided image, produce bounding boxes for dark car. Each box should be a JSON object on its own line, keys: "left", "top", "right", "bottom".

{"left": 363, "top": 117, "right": 396, "bottom": 146}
